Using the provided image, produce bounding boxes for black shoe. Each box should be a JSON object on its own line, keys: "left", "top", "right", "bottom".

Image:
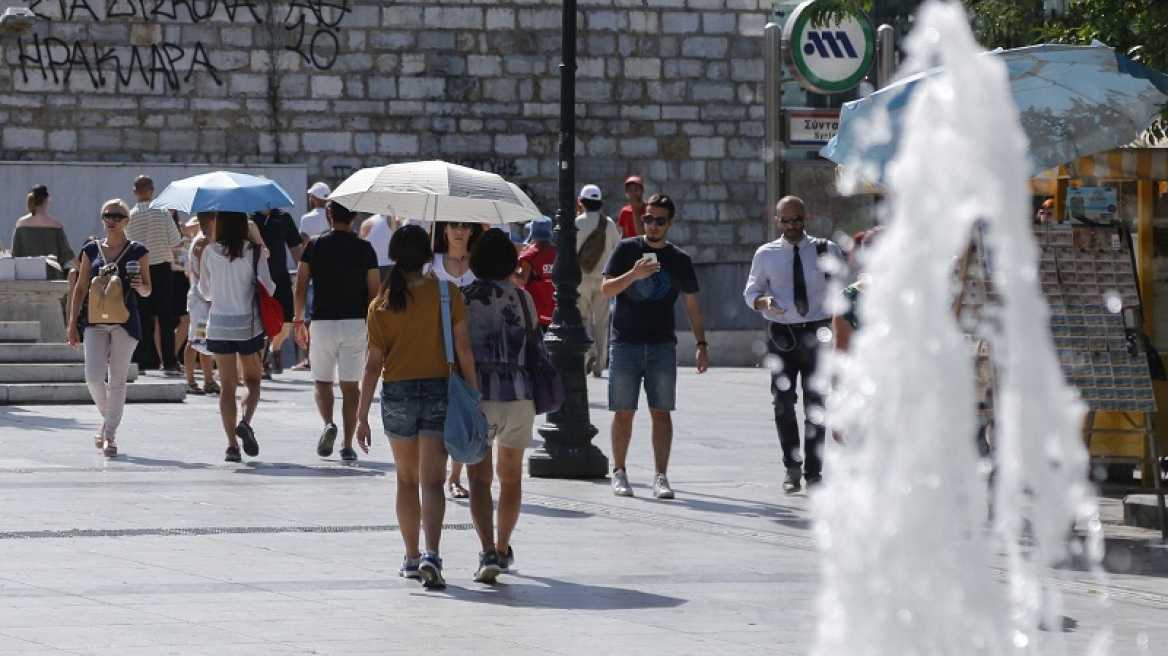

{"left": 805, "top": 474, "right": 823, "bottom": 489}
{"left": 224, "top": 446, "right": 241, "bottom": 463}
{"left": 317, "top": 423, "right": 337, "bottom": 457}
{"left": 235, "top": 420, "right": 259, "bottom": 457}
{"left": 339, "top": 447, "right": 358, "bottom": 462}
{"left": 782, "top": 467, "right": 802, "bottom": 495}
{"left": 163, "top": 364, "right": 184, "bottom": 377}
{"left": 474, "top": 549, "right": 503, "bottom": 584}
{"left": 271, "top": 349, "right": 283, "bottom": 374}
{"left": 499, "top": 546, "right": 515, "bottom": 573}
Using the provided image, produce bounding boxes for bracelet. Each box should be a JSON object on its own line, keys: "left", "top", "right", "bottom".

{"left": 293, "top": 319, "right": 303, "bottom": 325}
{"left": 696, "top": 341, "right": 708, "bottom": 347}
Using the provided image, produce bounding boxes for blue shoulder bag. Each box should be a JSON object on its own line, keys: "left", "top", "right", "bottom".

{"left": 439, "top": 282, "right": 489, "bottom": 465}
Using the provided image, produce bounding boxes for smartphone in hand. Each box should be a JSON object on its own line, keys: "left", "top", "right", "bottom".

{"left": 643, "top": 252, "right": 658, "bottom": 264}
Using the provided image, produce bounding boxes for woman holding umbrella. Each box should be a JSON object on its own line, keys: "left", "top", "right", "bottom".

{"left": 356, "top": 225, "right": 478, "bottom": 589}
{"left": 67, "top": 199, "right": 152, "bottom": 457}
{"left": 431, "top": 220, "right": 484, "bottom": 500}
{"left": 198, "top": 212, "right": 275, "bottom": 462}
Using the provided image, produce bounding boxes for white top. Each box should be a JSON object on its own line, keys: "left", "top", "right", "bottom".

{"left": 127, "top": 202, "right": 181, "bottom": 264}
{"left": 574, "top": 211, "right": 622, "bottom": 279}
{"left": 198, "top": 242, "right": 277, "bottom": 341}
{"left": 430, "top": 253, "right": 475, "bottom": 288}
{"left": 743, "top": 235, "right": 843, "bottom": 324}
{"left": 364, "top": 214, "right": 394, "bottom": 267}
{"left": 300, "top": 207, "right": 329, "bottom": 239}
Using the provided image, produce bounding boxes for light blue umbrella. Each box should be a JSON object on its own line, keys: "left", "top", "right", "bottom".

{"left": 821, "top": 42, "right": 1168, "bottom": 183}
{"left": 150, "top": 171, "right": 295, "bottom": 213}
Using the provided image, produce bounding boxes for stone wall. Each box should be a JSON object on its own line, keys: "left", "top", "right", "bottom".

{"left": 0, "top": 0, "right": 775, "bottom": 264}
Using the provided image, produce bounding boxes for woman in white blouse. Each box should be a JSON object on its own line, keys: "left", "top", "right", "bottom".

{"left": 198, "top": 212, "right": 276, "bottom": 463}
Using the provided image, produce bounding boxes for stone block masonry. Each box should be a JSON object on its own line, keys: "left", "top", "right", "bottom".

{"left": 1, "top": 0, "right": 774, "bottom": 263}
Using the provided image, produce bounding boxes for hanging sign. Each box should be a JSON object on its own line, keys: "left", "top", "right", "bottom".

{"left": 782, "top": 0, "right": 875, "bottom": 94}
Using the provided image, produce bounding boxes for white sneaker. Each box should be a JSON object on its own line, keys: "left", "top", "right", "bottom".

{"left": 652, "top": 473, "right": 674, "bottom": 499}
{"left": 611, "top": 469, "right": 633, "bottom": 497}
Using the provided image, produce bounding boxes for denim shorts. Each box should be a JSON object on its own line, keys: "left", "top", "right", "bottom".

{"left": 380, "top": 377, "right": 448, "bottom": 441}
{"left": 607, "top": 342, "right": 677, "bottom": 412}
{"left": 206, "top": 334, "right": 266, "bottom": 356}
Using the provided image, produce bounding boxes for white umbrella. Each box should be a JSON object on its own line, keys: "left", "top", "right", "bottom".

{"left": 329, "top": 160, "right": 542, "bottom": 224}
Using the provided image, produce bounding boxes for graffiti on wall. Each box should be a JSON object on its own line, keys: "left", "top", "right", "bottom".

{"left": 15, "top": 0, "right": 350, "bottom": 91}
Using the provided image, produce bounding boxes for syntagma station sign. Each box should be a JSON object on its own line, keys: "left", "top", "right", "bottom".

{"left": 782, "top": 0, "right": 874, "bottom": 94}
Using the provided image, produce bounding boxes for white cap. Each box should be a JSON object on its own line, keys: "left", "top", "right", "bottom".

{"left": 579, "top": 184, "right": 602, "bottom": 201}
{"left": 307, "top": 182, "right": 331, "bottom": 200}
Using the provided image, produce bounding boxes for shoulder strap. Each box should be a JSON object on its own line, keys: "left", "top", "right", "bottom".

{"left": 813, "top": 238, "right": 831, "bottom": 279}
{"left": 517, "top": 286, "right": 537, "bottom": 356}
{"left": 439, "top": 281, "right": 454, "bottom": 368}
{"left": 96, "top": 240, "right": 132, "bottom": 267}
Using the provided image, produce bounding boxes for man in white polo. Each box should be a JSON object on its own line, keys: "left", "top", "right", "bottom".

{"left": 294, "top": 200, "right": 380, "bottom": 461}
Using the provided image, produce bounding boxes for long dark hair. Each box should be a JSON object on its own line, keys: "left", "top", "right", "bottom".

{"left": 214, "top": 212, "right": 250, "bottom": 260}
{"left": 377, "top": 224, "right": 433, "bottom": 312}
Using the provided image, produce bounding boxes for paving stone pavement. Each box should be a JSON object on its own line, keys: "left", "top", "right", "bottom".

{"left": 0, "top": 367, "right": 1165, "bottom": 655}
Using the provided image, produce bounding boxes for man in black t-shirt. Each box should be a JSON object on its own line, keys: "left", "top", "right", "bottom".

{"left": 601, "top": 193, "right": 709, "bottom": 500}
{"left": 294, "top": 200, "right": 380, "bottom": 462}
{"left": 250, "top": 207, "right": 302, "bottom": 377}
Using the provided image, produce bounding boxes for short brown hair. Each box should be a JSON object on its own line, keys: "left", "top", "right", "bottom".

{"left": 133, "top": 174, "right": 154, "bottom": 192}
{"left": 646, "top": 193, "right": 675, "bottom": 219}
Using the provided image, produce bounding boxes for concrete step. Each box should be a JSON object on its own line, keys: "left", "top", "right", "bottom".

{"left": 0, "top": 381, "right": 186, "bottom": 405}
{"left": 0, "top": 343, "right": 84, "bottom": 363}
{"left": 0, "top": 363, "right": 139, "bottom": 384}
{"left": 0, "top": 321, "right": 41, "bottom": 343}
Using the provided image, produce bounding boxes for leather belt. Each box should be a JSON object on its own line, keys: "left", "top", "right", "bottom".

{"left": 771, "top": 319, "right": 830, "bottom": 330}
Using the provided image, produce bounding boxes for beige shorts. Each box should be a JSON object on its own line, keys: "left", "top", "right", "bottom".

{"left": 480, "top": 399, "right": 536, "bottom": 450}
{"left": 309, "top": 319, "right": 367, "bottom": 383}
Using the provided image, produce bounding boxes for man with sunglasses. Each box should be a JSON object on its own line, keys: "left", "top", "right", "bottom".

{"left": 602, "top": 194, "right": 708, "bottom": 499}
{"left": 743, "top": 196, "right": 843, "bottom": 494}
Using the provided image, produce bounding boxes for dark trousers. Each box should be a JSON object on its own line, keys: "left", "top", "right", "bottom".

{"left": 134, "top": 262, "right": 177, "bottom": 369}
{"left": 767, "top": 320, "right": 828, "bottom": 477}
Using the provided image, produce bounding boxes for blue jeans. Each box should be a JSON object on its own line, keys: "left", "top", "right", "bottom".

{"left": 380, "top": 377, "right": 448, "bottom": 440}
{"left": 607, "top": 342, "right": 677, "bottom": 412}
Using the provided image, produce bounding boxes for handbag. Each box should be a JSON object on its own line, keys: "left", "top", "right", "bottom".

{"left": 518, "top": 288, "right": 565, "bottom": 415}
{"left": 251, "top": 246, "right": 284, "bottom": 339}
{"left": 439, "top": 281, "right": 489, "bottom": 465}
{"left": 86, "top": 241, "right": 132, "bottom": 325}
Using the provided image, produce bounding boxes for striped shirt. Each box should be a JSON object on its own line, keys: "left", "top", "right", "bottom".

{"left": 128, "top": 202, "right": 181, "bottom": 264}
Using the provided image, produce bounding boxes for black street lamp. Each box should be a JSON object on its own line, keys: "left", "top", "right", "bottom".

{"left": 527, "top": 0, "right": 609, "bottom": 479}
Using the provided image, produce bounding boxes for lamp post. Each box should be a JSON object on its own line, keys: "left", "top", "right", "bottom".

{"left": 527, "top": 0, "right": 609, "bottom": 479}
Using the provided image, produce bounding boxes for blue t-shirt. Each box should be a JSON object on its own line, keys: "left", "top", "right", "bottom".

{"left": 79, "top": 240, "right": 149, "bottom": 341}
{"left": 602, "top": 238, "right": 700, "bottom": 345}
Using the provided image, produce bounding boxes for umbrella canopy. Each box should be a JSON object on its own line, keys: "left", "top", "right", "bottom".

{"left": 821, "top": 42, "right": 1168, "bottom": 184}
{"left": 329, "top": 160, "right": 542, "bottom": 223}
{"left": 150, "top": 171, "right": 295, "bottom": 214}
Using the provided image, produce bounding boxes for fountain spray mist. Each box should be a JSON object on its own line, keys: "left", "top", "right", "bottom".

{"left": 813, "top": 2, "right": 1100, "bottom": 654}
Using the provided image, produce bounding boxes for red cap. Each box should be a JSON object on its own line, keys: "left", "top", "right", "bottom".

{"left": 624, "top": 175, "right": 643, "bottom": 188}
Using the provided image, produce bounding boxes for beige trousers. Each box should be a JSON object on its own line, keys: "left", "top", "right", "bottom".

{"left": 577, "top": 275, "right": 610, "bottom": 373}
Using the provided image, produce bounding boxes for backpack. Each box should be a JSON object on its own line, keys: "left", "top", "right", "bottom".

{"left": 577, "top": 216, "right": 611, "bottom": 273}
{"left": 87, "top": 242, "right": 132, "bottom": 325}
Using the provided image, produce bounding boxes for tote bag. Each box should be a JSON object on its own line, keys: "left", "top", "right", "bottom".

{"left": 518, "top": 291, "right": 564, "bottom": 415}
{"left": 439, "top": 282, "right": 489, "bottom": 465}
{"left": 251, "top": 247, "right": 284, "bottom": 338}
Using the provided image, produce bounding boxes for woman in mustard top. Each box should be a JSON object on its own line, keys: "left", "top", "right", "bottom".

{"left": 356, "top": 225, "right": 477, "bottom": 590}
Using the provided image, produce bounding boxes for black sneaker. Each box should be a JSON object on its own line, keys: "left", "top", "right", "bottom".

{"left": 474, "top": 549, "right": 503, "bottom": 584}
{"left": 235, "top": 420, "right": 259, "bottom": 457}
{"left": 317, "top": 423, "right": 337, "bottom": 457}
{"left": 499, "top": 546, "right": 515, "bottom": 573}
{"left": 418, "top": 555, "right": 445, "bottom": 589}
{"left": 224, "top": 446, "right": 242, "bottom": 463}
{"left": 339, "top": 447, "right": 358, "bottom": 462}
{"left": 782, "top": 467, "right": 802, "bottom": 495}
{"left": 805, "top": 475, "right": 823, "bottom": 490}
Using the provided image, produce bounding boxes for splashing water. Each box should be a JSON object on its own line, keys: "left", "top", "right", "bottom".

{"left": 813, "top": 2, "right": 1102, "bottom": 655}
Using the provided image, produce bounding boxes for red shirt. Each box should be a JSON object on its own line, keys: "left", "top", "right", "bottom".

{"left": 519, "top": 243, "right": 557, "bottom": 326}
{"left": 617, "top": 204, "right": 645, "bottom": 238}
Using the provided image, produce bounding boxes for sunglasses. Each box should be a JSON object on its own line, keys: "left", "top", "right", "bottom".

{"left": 102, "top": 212, "right": 128, "bottom": 221}
{"left": 447, "top": 222, "right": 477, "bottom": 230}
{"left": 641, "top": 214, "right": 669, "bottom": 227}
{"left": 776, "top": 215, "right": 804, "bottom": 224}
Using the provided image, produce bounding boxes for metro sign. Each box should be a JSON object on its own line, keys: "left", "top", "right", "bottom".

{"left": 783, "top": 0, "right": 874, "bottom": 94}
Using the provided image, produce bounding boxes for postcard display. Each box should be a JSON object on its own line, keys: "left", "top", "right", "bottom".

{"left": 957, "top": 220, "right": 1157, "bottom": 416}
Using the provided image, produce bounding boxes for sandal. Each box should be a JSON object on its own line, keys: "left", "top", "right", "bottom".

{"left": 94, "top": 422, "right": 106, "bottom": 450}
{"left": 446, "top": 481, "right": 469, "bottom": 499}
{"left": 102, "top": 438, "right": 118, "bottom": 458}
{"left": 185, "top": 382, "right": 204, "bottom": 395}
{"left": 203, "top": 381, "right": 221, "bottom": 395}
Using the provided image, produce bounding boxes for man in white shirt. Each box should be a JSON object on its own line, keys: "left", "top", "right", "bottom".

{"left": 574, "top": 184, "right": 621, "bottom": 377}
{"left": 127, "top": 174, "right": 183, "bottom": 375}
{"left": 743, "top": 196, "right": 843, "bottom": 495}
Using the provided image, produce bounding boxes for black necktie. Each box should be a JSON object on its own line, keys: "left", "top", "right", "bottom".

{"left": 792, "top": 244, "right": 809, "bottom": 316}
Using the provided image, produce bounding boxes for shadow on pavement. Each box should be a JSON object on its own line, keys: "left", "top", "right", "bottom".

{"left": 435, "top": 573, "right": 687, "bottom": 611}
{"left": 228, "top": 461, "right": 392, "bottom": 477}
